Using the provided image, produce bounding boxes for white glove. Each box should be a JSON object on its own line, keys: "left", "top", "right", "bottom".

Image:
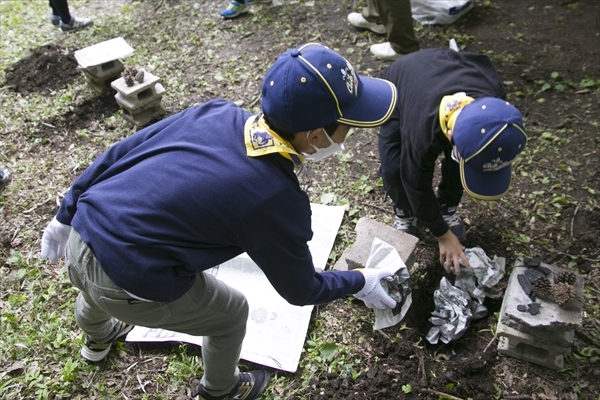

{"left": 41, "top": 217, "right": 71, "bottom": 263}
{"left": 354, "top": 267, "right": 398, "bottom": 309}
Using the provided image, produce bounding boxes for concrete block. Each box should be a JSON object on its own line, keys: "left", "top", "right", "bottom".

{"left": 500, "top": 318, "right": 574, "bottom": 348}
{"left": 497, "top": 320, "right": 568, "bottom": 370}
{"left": 500, "top": 260, "right": 583, "bottom": 334}
{"left": 498, "top": 308, "right": 573, "bottom": 348}
{"left": 115, "top": 83, "right": 165, "bottom": 111}
{"left": 112, "top": 70, "right": 165, "bottom": 126}
{"left": 118, "top": 98, "right": 165, "bottom": 126}
{"left": 81, "top": 59, "right": 125, "bottom": 80}
{"left": 81, "top": 71, "right": 118, "bottom": 95}
{"left": 333, "top": 217, "right": 418, "bottom": 271}
{"left": 111, "top": 70, "right": 163, "bottom": 105}
{"left": 74, "top": 37, "right": 134, "bottom": 70}
{"left": 74, "top": 37, "right": 134, "bottom": 95}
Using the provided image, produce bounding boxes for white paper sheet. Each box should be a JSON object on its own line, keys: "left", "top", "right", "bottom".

{"left": 126, "top": 203, "right": 345, "bottom": 372}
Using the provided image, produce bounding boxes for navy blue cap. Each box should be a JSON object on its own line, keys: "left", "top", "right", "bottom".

{"left": 453, "top": 97, "right": 527, "bottom": 200}
{"left": 261, "top": 43, "right": 397, "bottom": 132}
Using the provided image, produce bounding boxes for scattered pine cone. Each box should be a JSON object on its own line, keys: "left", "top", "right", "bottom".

{"left": 555, "top": 270, "right": 576, "bottom": 286}
{"left": 552, "top": 282, "right": 576, "bottom": 307}
{"left": 123, "top": 66, "right": 134, "bottom": 76}
{"left": 532, "top": 276, "right": 553, "bottom": 300}
{"left": 122, "top": 66, "right": 142, "bottom": 86}
{"left": 124, "top": 75, "right": 134, "bottom": 87}
{"left": 135, "top": 70, "right": 145, "bottom": 83}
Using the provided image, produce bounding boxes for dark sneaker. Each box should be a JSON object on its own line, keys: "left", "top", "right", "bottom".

{"left": 80, "top": 322, "right": 133, "bottom": 362}
{"left": 392, "top": 214, "right": 416, "bottom": 235}
{"left": 246, "top": 0, "right": 273, "bottom": 4}
{"left": 50, "top": 15, "right": 60, "bottom": 26}
{"left": 60, "top": 16, "right": 93, "bottom": 32}
{"left": 441, "top": 206, "right": 466, "bottom": 241}
{"left": 192, "top": 370, "right": 270, "bottom": 400}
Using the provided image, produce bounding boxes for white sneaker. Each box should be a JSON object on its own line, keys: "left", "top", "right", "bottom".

{"left": 347, "top": 12, "right": 386, "bottom": 35}
{"left": 370, "top": 42, "right": 403, "bottom": 60}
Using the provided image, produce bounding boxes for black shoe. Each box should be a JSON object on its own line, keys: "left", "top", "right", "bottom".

{"left": 441, "top": 205, "right": 466, "bottom": 241}
{"left": 392, "top": 214, "right": 416, "bottom": 235}
{"left": 80, "top": 322, "right": 133, "bottom": 362}
{"left": 192, "top": 370, "right": 270, "bottom": 400}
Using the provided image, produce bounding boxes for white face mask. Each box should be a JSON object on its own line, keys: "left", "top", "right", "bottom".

{"left": 303, "top": 129, "right": 345, "bottom": 162}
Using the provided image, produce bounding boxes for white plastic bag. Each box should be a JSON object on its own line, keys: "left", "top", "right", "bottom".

{"left": 411, "top": 0, "right": 473, "bottom": 25}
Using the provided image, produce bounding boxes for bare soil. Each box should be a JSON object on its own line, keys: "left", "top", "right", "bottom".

{"left": 2, "top": 0, "right": 598, "bottom": 399}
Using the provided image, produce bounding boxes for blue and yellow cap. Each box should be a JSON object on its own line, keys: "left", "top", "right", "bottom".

{"left": 453, "top": 97, "right": 527, "bottom": 201}
{"left": 261, "top": 43, "right": 397, "bottom": 132}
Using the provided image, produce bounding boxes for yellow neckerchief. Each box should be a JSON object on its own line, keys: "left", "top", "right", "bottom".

{"left": 244, "top": 114, "right": 305, "bottom": 172}
{"left": 439, "top": 92, "right": 475, "bottom": 139}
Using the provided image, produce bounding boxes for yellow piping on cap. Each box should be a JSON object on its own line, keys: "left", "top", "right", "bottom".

{"left": 338, "top": 79, "right": 397, "bottom": 127}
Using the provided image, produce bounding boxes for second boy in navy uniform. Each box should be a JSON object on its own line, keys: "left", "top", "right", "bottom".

{"left": 377, "top": 48, "right": 527, "bottom": 275}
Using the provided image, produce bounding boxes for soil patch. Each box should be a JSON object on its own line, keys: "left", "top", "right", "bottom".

{"left": 2, "top": 45, "right": 80, "bottom": 95}
{"left": 283, "top": 1, "right": 600, "bottom": 398}
{"left": 1, "top": 0, "right": 598, "bottom": 399}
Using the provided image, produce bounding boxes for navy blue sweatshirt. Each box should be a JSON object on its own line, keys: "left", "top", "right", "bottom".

{"left": 56, "top": 100, "right": 364, "bottom": 303}
{"left": 380, "top": 49, "right": 506, "bottom": 236}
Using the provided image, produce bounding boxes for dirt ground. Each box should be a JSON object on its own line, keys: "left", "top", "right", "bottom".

{"left": 2, "top": 0, "right": 599, "bottom": 399}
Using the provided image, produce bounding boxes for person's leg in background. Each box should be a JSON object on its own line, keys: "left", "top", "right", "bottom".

{"left": 361, "top": 0, "right": 380, "bottom": 23}
{"left": 49, "top": 0, "right": 69, "bottom": 26}
{"left": 48, "top": 0, "right": 93, "bottom": 32}
{"left": 370, "top": 0, "right": 420, "bottom": 60}
{"left": 346, "top": 0, "right": 386, "bottom": 35}
{"left": 220, "top": 0, "right": 272, "bottom": 20}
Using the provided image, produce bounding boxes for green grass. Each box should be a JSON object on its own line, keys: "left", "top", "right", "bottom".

{"left": 1, "top": 0, "right": 599, "bottom": 398}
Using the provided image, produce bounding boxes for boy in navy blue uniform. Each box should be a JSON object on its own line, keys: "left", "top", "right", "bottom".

{"left": 41, "top": 43, "right": 398, "bottom": 400}
{"left": 378, "top": 48, "right": 527, "bottom": 275}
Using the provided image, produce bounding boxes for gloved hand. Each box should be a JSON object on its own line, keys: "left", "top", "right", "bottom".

{"left": 354, "top": 267, "right": 398, "bottom": 309}
{"left": 41, "top": 217, "right": 71, "bottom": 263}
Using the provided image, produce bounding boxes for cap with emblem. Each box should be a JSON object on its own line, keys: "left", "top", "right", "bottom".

{"left": 453, "top": 97, "right": 527, "bottom": 200}
{"left": 261, "top": 43, "right": 397, "bottom": 132}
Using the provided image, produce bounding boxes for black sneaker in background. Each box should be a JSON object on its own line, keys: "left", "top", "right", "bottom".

{"left": 441, "top": 205, "right": 467, "bottom": 241}
{"left": 60, "top": 16, "right": 93, "bottom": 32}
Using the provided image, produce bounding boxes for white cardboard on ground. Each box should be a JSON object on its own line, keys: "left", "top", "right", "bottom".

{"left": 126, "top": 203, "right": 345, "bottom": 372}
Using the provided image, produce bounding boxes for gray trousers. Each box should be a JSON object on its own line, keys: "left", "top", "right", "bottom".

{"left": 363, "top": 0, "right": 420, "bottom": 54}
{"left": 66, "top": 229, "right": 249, "bottom": 396}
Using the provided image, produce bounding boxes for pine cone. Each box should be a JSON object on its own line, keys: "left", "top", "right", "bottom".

{"left": 532, "top": 276, "right": 553, "bottom": 300}
{"left": 555, "top": 270, "right": 576, "bottom": 286}
{"left": 135, "top": 70, "right": 145, "bottom": 83}
{"left": 123, "top": 66, "right": 134, "bottom": 77}
{"left": 124, "top": 75, "right": 135, "bottom": 87}
{"left": 131, "top": 67, "right": 138, "bottom": 77}
{"left": 552, "top": 282, "right": 576, "bottom": 307}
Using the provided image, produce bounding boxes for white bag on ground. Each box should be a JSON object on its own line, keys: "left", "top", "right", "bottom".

{"left": 411, "top": 0, "right": 474, "bottom": 25}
